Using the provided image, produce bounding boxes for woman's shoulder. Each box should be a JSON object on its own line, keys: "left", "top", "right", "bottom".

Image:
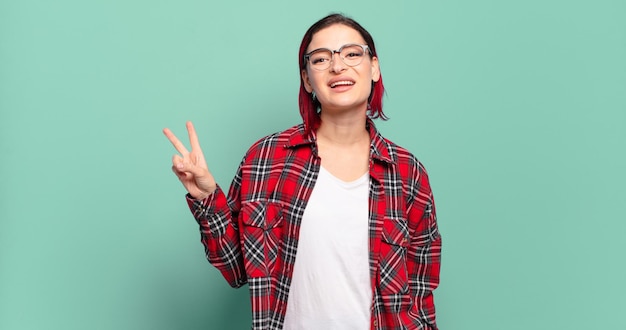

{"left": 372, "top": 128, "right": 425, "bottom": 170}
{"left": 374, "top": 133, "right": 432, "bottom": 189}
{"left": 242, "top": 123, "right": 307, "bottom": 160}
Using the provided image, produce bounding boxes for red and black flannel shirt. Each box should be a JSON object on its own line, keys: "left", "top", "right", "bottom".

{"left": 187, "top": 120, "right": 441, "bottom": 329}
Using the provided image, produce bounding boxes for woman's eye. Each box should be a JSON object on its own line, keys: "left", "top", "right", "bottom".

{"left": 312, "top": 57, "right": 329, "bottom": 64}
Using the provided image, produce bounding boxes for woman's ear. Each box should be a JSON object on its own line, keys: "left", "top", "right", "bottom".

{"left": 371, "top": 57, "right": 380, "bottom": 82}
{"left": 301, "top": 69, "right": 313, "bottom": 93}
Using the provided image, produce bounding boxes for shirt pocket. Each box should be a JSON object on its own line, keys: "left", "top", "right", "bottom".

{"left": 240, "top": 200, "right": 284, "bottom": 278}
{"left": 379, "top": 217, "right": 410, "bottom": 294}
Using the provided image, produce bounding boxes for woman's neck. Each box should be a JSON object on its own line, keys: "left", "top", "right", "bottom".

{"left": 317, "top": 108, "right": 369, "bottom": 145}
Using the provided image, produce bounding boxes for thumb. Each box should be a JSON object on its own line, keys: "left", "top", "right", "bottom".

{"left": 179, "top": 159, "right": 207, "bottom": 178}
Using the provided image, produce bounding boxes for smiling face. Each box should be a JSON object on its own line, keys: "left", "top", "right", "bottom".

{"left": 302, "top": 24, "right": 380, "bottom": 115}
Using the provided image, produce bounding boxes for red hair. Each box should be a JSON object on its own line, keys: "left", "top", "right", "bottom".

{"left": 298, "top": 14, "right": 387, "bottom": 135}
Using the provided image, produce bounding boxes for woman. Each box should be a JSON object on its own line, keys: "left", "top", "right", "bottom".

{"left": 164, "top": 13, "right": 441, "bottom": 330}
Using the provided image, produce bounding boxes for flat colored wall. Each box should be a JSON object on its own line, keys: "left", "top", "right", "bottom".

{"left": 1, "top": 1, "right": 625, "bottom": 329}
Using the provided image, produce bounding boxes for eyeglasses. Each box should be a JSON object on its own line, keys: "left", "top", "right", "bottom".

{"left": 304, "top": 44, "right": 371, "bottom": 71}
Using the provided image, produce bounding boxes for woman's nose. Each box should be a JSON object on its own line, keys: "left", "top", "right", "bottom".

{"left": 329, "top": 52, "right": 347, "bottom": 73}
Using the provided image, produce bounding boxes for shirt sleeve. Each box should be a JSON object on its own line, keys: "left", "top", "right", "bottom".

{"left": 186, "top": 164, "right": 247, "bottom": 288}
{"left": 406, "top": 166, "right": 441, "bottom": 329}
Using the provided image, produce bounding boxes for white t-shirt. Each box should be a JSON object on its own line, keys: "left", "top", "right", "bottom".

{"left": 283, "top": 166, "right": 372, "bottom": 329}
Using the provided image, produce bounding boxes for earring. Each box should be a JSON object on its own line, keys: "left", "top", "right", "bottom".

{"left": 311, "top": 91, "right": 317, "bottom": 102}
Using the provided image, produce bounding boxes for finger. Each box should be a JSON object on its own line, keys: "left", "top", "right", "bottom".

{"left": 171, "top": 153, "right": 204, "bottom": 178}
{"left": 179, "top": 157, "right": 207, "bottom": 178}
{"left": 171, "top": 165, "right": 183, "bottom": 178}
{"left": 171, "top": 166, "right": 191, "bottom": 181}
{"left": 172, "top": 154, "right": 184, "bottom": 170}
{"left": 163, "top": 128, "right": 189, "bottom": 155}
{"left": 186, "top": 121, "right": 202, "bottom": 152}
{"left": 189, "top": 150, "right": 209, "bottom": 169}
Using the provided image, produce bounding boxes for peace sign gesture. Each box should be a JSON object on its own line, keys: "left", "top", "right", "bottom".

{"left": 163, "top": 121, "right": 217, "bottom": 200}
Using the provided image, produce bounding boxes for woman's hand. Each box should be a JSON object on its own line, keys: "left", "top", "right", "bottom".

{"left": 163, "top": 121, "right": 217, "bottom": 200}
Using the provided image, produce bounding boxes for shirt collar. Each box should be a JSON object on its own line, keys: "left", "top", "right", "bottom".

{"left": 367, "top": 118, "right": 395, "bottom": 165}
{"left": 285, "top": 119, "right": 396, "bottom": 165}
{"left": 285, "top": 124, "right": 316, "bottom": 148}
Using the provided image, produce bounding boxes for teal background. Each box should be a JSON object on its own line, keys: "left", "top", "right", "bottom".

{"left": 1, "top": 0, "right": 625, "bottom": 329}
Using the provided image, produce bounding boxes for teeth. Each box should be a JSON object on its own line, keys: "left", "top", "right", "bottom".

{"left": 330, "top": 81, "right": 354, "bottom": 88}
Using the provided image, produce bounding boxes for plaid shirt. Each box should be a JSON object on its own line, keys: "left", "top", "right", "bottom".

{"left": 187, "top": 120, "right": 441, "bottom": 330}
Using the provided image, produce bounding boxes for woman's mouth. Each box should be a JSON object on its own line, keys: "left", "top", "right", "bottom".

{"left": 330, "top": 80, "right": 355, "bottom": 88}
